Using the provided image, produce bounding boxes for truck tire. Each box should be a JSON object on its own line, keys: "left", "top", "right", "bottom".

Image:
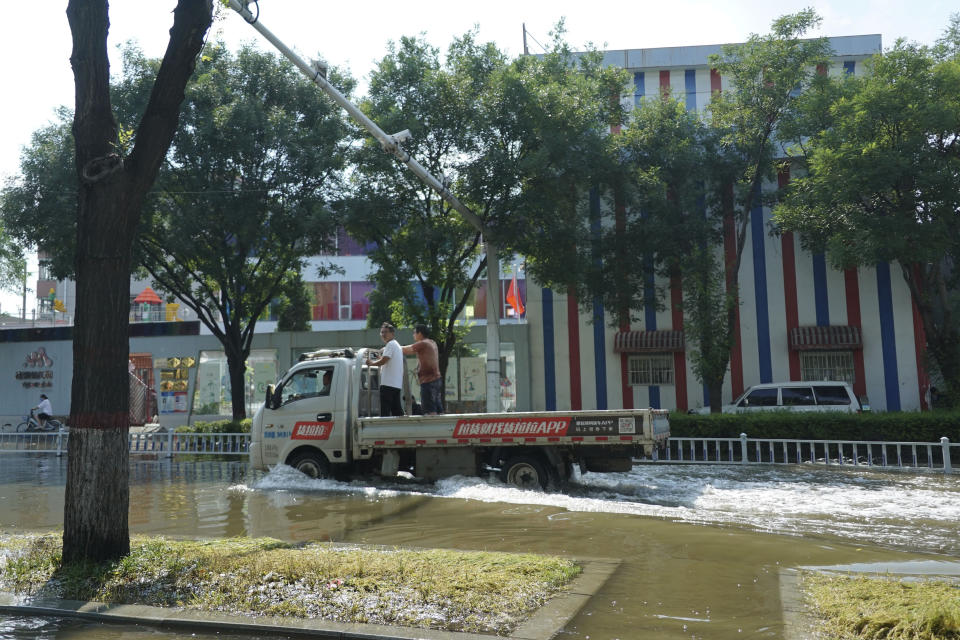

{"left": 288, "top": 449, "right": 331, "bottom": 479}
{"left": 500, "top": 456, "right": 549, "bottom": 491}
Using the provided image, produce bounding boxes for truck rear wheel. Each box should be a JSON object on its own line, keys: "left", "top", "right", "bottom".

{"left": 288, "top": 450, "right": 331, "bottom": 479}
{"left": 500, "top": 456, "right": 549, "bottom": 491}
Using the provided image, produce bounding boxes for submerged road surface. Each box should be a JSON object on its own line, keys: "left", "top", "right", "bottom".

{"left": 2, "top": 456, "right": 958, "bottom": 639}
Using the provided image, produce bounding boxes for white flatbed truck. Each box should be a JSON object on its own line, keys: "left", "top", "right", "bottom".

{"left": 250, "top": 348, "right": 669, "bottom": 489}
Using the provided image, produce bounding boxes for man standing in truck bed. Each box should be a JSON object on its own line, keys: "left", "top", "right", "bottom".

{"left": 402, "top": 324, "right": 443, "bottom": 414}
{"left": 366, "top": 322, "right": 405, "bottom": 416}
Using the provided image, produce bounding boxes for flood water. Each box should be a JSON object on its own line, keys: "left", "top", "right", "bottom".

{"left": 1, "top": 455, "right": 959, "bottom": 639}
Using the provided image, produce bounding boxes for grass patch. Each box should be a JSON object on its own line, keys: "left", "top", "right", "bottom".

{"left": 802, "top": 571, "right": 960, "bottom": 639}
{"left": 0, "top": 533, "right": 580, "bottom": 635}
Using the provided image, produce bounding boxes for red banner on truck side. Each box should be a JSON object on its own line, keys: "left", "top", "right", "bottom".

{"left": 453, "top": 417, "right": 571, "bottom": 438}
{"left": 291, "top": 422, "right": 334, "bottom": 440}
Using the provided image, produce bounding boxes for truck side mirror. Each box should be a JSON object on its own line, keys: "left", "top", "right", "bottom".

{"left": 265, "top": 384, "right": 276, "bottom": 410}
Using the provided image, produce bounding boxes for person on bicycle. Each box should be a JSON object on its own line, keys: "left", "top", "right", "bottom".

{"left": 34, "top": 394, "right": 52, "bottom": 430}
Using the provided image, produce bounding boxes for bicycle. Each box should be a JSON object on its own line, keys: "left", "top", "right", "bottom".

{"left": 16, "top": 409, "right": 64, "bottom": 433}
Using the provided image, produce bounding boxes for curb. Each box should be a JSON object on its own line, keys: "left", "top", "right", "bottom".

{"left": 779, "top": 569, "right": 819, "bottom": 640}
{"left": 0, "top": 556, "right": 621, "bottom": 640}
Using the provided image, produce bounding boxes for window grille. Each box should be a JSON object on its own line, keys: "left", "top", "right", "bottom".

{"left": 38, "top": 261, "right": 54, "bottom": 280}
{"left": 800, "top": 351, "right": 855, "bottom": 385}
{"left": 627, "top": 354, "right": 675, "bottom": 386}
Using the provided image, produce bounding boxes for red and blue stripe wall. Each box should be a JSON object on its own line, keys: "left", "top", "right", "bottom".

{"left": 526, "top": 58, "right": 926, "bottom": 413}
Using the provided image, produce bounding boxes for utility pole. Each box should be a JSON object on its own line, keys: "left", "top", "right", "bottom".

{"left": 21, "top": 264, "right": 27, "bottom": 320}
{"left": 227, "top": 0, "right": 503, "bottom": 412}
{"left": 485, "top": 240, "right": 501, "bottom": 412}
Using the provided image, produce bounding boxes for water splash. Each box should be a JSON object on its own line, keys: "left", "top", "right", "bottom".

{"left": 248, "top": 463, "right": 960, "bottom": 554}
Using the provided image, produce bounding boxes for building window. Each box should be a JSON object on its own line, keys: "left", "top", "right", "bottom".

{"left": 627, "top": 354, "right": 674, "bottom": 386}
{"left": 193, "top": 349, "right": 278, "bottom": 416}
{"left": 339, "top": 282, "right": 352, "bottom": 320}
{"left": 800, "top": 351, "right": 855, "bottom": 385}
{"left": 311, "top": 282, "right": 339, "bottom": 320}
{"left": 310, "top": 281, "right": 373, "bottom": 321}
{"left": 468, "top": 279, "right": 526, "bottom": 320}
{"left": 38, "top": 260, "right": 55, "bottom": 281}
{"left": 349, "top": 282, "right": 373, "bottom": 320}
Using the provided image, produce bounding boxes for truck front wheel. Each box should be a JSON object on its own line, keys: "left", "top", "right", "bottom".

{"left": 288, "top": 449, "right": 331, "bottom": 479}
{"left": 500, "top": 456, "right": 549, "bottom": 491}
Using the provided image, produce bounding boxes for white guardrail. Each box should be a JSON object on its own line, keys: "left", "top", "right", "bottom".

{"left": 653, "top": 433, "right": 957, "bottom": 473}
{"left": 0, "top": 431, "right": 250, "bottom": 458}
{"left": 0, "top": 430, "right": 955, "bottom": 473}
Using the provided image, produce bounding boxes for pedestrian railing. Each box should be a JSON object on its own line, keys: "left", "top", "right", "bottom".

{"left": 653, "top": 433, "right": 957, "bottom": 473}
{"left": 0, "top": 430, "right": 69, "bottom": 456}
{"left": 129, "top": 431, "right": 250, "bottom": 457}
{"left": 1, "top": 429, "right": 955, "bottom": 473}
{"left": 0, "top": 430, "right": 250, "bottom": 458}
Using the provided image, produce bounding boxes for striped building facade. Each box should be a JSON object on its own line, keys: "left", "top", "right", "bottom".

{"left": 527, "top": 34, "right": 930, "bottom": 413}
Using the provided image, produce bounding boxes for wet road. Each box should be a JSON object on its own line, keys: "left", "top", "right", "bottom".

{"left": 1, "top": 456, "right": 958, "bottom": 639}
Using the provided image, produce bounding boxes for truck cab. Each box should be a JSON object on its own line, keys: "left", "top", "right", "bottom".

{"left": 250, "top": 348, "right": 376, "bottom": 478}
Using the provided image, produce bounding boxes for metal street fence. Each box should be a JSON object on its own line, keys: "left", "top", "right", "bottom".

{"left": 0, "top": 430, "right": 956, "bottom": 473}
{"left": 0, "top": 431, "right": 249, "bottom": 458}
{"left": 129, "top": 431, "right": 250, "bottom": 457}
{"left": 655, "top": 433, "right": 957, "bottom": 473}
{"left": 0, "top": 431, "right": 70, "bottom": 456}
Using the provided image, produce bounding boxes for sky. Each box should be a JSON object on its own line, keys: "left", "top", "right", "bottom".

{"left": 0, "top": 0, "right": 955, "bottom": 315}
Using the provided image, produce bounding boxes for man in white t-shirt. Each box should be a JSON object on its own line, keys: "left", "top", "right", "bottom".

{"left": 366, "top": 322, "right": 405, "bottom": 416}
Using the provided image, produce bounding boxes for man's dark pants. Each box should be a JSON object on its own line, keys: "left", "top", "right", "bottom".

{"left": 379, "top": 385, "right": 404, "bottom": 417}
{"left": 420, "top": 378, "right": 444, "bottom": 414}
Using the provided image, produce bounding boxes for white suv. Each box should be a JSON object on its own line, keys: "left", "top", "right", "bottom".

{"left": 693, "top": 381, "right": 864, "bottom": 414}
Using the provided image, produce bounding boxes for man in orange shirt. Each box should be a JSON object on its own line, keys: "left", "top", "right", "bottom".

{"left": 402, "top": 324, "right": 443, "bottom": 414}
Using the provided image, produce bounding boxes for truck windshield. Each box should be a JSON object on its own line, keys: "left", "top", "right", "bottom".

{"left": 279, "top": 366, "right": 333, "bottom": 405}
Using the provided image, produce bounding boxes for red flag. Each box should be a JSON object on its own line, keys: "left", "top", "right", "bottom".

{"left": 506, "top": 274, "right": 525, "bottom": 317}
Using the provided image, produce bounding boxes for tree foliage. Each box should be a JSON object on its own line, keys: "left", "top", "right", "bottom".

{"left": 613, "top": 95, "right": 738, "bottom": 407}
{"left": 345, "top": 34, "right": 492, "bottom": 378}
{"left": 345, "top": 28, "right": 625, "bottom": 384}
{"left": 1, "top": 113, "right": 77, "bottom": 280}
{"left": 708, "top": 10, "right": 832, "bottom": 261}
{"left": 139, "top": 44, "right": 353, "bottom": 419}
{"left": 275, "top": 271, "right": 312, "bottom": 332}
{"left": 575, "top": 11, "right": 829, "bottom": 411}
{"left": 607, "top": 95, "right": 718, "bottom": 306}
{"left": 463, "top": 30, "right": 627, "bottom": 293}
{"left": 0, "top": 221, "right": 26, "bottom": 300}
{"left": 2, "top": 43, "right": 354, "bottom": 419}
{"left": 775, "top": 29, "right": 960, "bottom": 405}
{"left": 692, "top": 10, "right": 831, "bottom": 408}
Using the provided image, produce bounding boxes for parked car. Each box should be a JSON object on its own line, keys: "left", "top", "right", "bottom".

{"left": 690, "top": 381, "right": 864, "bottom": 414}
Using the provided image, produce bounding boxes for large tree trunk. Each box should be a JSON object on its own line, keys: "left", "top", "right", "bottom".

{"left": 718, "top": 185, "right": 740, "bottom": 414}
{"left": 225, "top": 341, "right": 251, "bottom": 421}
{"left": 708, "top": 382, "right": 724, "bottom": 414}
{"left": 64, "top": 0, "right": 135, "bottom": 565}
{"left": 63, "top": 0, "right": 212, "bottom": 565}
{"left": 927, "top": 328, "right": 960, "bottom": 407}
{"left": 65, "top": 215, "right": 134, "bottom": 560}
{"left": 903, "top": 263, "right": 960, "bottom": 408}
